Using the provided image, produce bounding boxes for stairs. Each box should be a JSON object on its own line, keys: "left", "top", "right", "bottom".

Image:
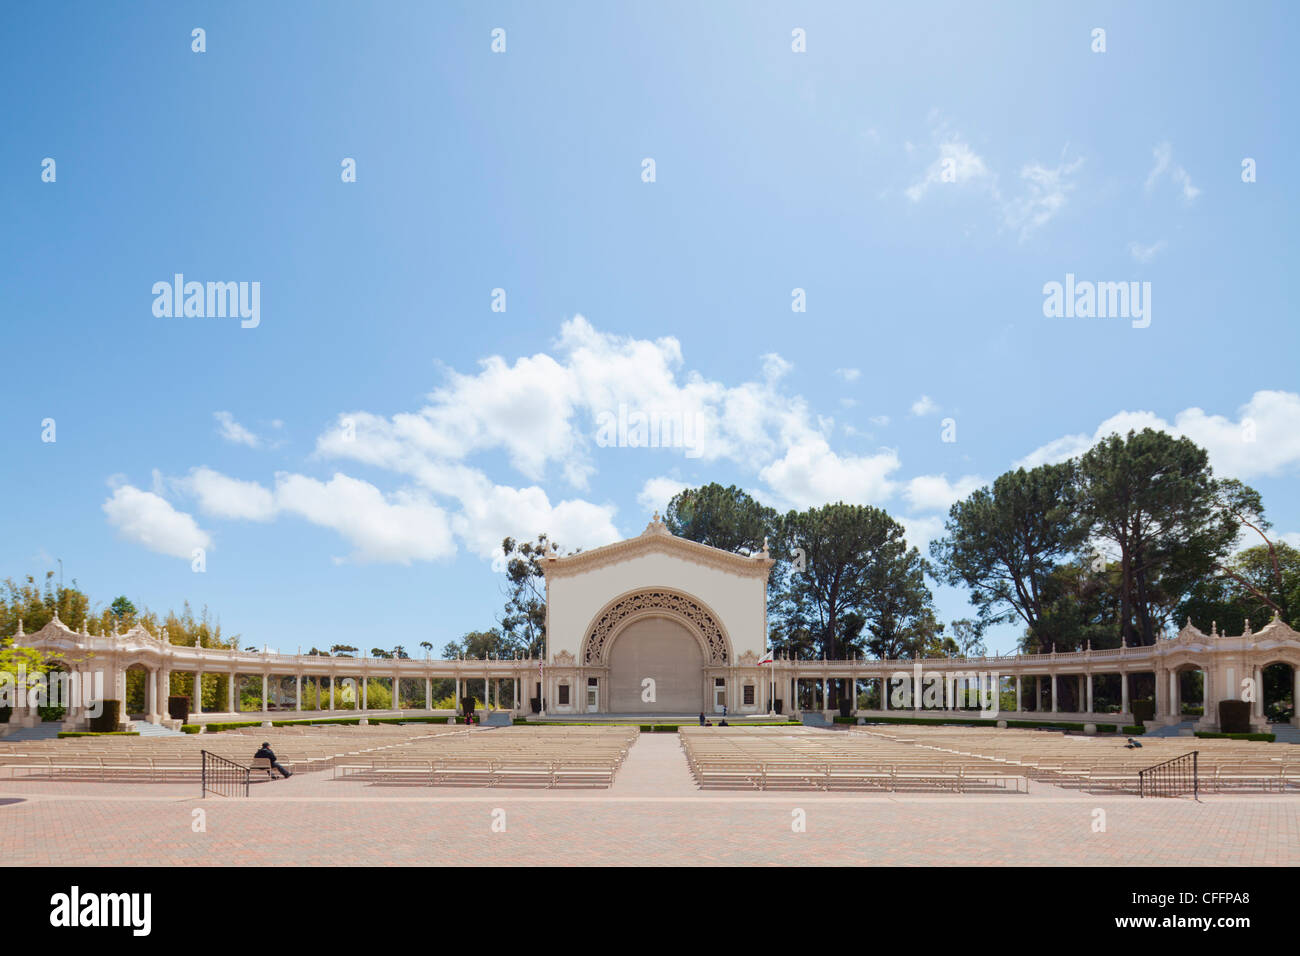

{"left": 1, "top": 723, "right": 64, "bottom": 743}
{"left": 1270, "top": 724, "right": 1300, "bottom": 745}
{"left": 1144, "top": 720, "right": 1197, "bottom": 738}
{"left": 130, "top": 720, "right": 185, "bottom": 738}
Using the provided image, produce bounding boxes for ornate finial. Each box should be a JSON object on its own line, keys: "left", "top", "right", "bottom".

{"left": 1211, "top": 620, "right": 1218, "bottom": 637}
{"left": 1121, "top": 634, "right": 1126, "bottom": 648}
{"left": 652, "top": 510, "right": 660, "bottom": 523}
{"left": 51, "top": 605, "right": 61, "bottom": 624}
{"left": 1273, "top": 609, "right": 1282, "bottom": 622}
{"left": 1086, "top": 639, "right": 1091, "bottom": 651}
{"left": 643, "top": 511, "right": 670, "bottom": 535}
{"left": 1186, "top": 616, "right": 1192, "bottom": 628}
{"left": 1243, "top": 618, "right": 1252, "bottom": 637}
{"left": 15, "top": 618, "right": 23, "bottom": 637}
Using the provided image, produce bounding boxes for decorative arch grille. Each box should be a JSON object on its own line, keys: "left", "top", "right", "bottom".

{"left": 583, "top": 590, "right": 730, "bottom": 666}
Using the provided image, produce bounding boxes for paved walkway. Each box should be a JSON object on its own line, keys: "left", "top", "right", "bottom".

{"left": 2, "top": 734, "right": 1299, "bottom": 866}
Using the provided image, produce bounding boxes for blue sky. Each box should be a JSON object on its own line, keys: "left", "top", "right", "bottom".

{"left": 2, "top": 1, "right": 1297, "bottom": 656}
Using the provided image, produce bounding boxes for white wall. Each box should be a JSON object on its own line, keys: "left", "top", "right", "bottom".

{"left": 548, "top": 551, "right": 766, "bottom": 661}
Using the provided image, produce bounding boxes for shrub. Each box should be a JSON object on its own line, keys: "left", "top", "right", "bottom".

{"left": 1195, "top": 731, "right": 1275, "bottom": 742}
{"left": 1130, "top": 699, "right": 1155, "bottom": 725}
{"left": 167, "top": 695, "right": 190, "bottom": 723}
{"left": 1121, "top": 725, "right": 1146, "bottom": 735}
{"left": 58, "top": 731, "right": 139, "bottom": 738}
{"left": 1218, "top": 699, "right": 1252, "bottom": 734}
{"left": 0, "top": 705, "right": 10, "bottom": 724}
{"left": 89, "top": 700, "right": 121, "bottom": 733}
{"left": 181, "top": 724, "right": 201, "bottom": 734}
{"left": 37, "top": 705, "right": 66, "bottom": 722}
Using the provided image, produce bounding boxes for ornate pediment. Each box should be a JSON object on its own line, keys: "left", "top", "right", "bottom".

{"left": 736, "top": 650, "right": 759, "bottom": 667}
{"left": 543, "top": 523, "right": 773, "bottom": 580}
{"left": 552, "top": 650, "right": 576, "bottom": 667}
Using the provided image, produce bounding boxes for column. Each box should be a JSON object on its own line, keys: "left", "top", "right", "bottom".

{"left": 1253, "top": 667, "right": 1263, "bottom": 718}
{"left": 1170, "top": 670, "right": 1179, "bottom": 718}
{"left": 1293, "top": 669, "right": 1300, "bottom": 727}
{"left": 362, "top": 676, "right": 369, "bottom": 711}
{"left": 455, "top": 677, "right": 461, "bottom": 706}
{"left": 1086, "top": 673, "right": 1093, "bottom": 714}
{"left": 1015, "top": 674, "right": 1022, "bottom": 713}
{"left": 1050, "top": 673, "right": 1058, "bottom": 713}
{"left": 146, "top": 668, "right": 157, "bottom": 719}
{"left": 821, "top": 677, "right": 828, "bottom": 712}
{"left": 1121, "top": 672, "right": 1129, "bottom": 714}
{"left": 194, "top": 671, "right": 203, "bottom": 715}
{"left": 295, "top": 674, "right": 301, "bottom": 712}
{"left": 394, "top": 674, "right": 401, "bottom": 712}
{"left": 329, "top": 675, "right": 335, "bottom": 711}
{"left": 425, "top": 677, "right": 432, "bottom": 710}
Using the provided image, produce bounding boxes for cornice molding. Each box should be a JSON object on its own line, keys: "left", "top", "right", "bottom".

{"left": 543, "top": 518, "right": 773, "bottom": 581}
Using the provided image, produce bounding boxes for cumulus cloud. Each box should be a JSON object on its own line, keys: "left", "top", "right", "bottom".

{"left": 904, "top": 474, "right": 986, "bottom": 513}
{"left": 637, "top": 477, "right": 689, "bottom": 515}
{"left": 214, "top": 411, "right": 260, "bottom": 448}
{"left": 759, "top": 435, "right": 900, "bottom": 510}
{"left": 1015, "top": 390, "right": 1300, "bottom": 481}
{"left": 103, "top": 484, "right": 211, "bottom": 559}
{"left": 273, "top": 473, "right": 456, "bottom": 565}
{"left": 182, "top": 467, "right": 275, "bottom": 521}
{"left": 910, "top": 395, "right": 940, "bottom": 416}
{"left": 834, "top": 367, "right": 861, "bottom": 382}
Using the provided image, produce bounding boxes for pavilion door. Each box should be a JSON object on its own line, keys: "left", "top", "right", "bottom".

{"left": 586, "top": 679, "right": 599, "bottom": 713}
{"left": 713, "top": 680, "right": 726, "bottom": 714}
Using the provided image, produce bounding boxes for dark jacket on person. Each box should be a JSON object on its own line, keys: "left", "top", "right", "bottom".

{"left": 254, "top": 746, "right": 278, "bottom": 762}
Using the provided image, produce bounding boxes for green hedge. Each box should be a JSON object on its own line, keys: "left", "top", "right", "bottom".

{"left": 1122, "top": 725, "right": 1146, "bottom": 735}
{"left": 1195, "top": 731, "right": 1276, "bottom": 742}
{"left": 181, "top": 724, "right": 202, "bottom": 734}
{"left": 200, "top": 721, "right": 264, "bottom": 733}
{"left": 57, "top": 731, "right": 139, "bottom": 738}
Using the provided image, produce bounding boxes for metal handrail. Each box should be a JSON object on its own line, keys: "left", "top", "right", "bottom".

{"left": 1138, "top": 750, "right": 1198, "bottom": 799}
{"left": 201, "top": 749, "right": 250, "bottom": 798}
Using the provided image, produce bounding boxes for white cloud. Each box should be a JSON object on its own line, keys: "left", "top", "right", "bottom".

{"left": 1016, "top": 390, "right": 1300, "bottom": 481}
{"left": 759, "top": 435, "right": 900, "bottom": 510}
{"left": 1128, "top": 239, "right": 1167, "bottom": 263}
{"left": 214, "top": 411, "right": 260, "bottom": 448}
{"left": 906, "top": 137, "right": 994, "bottom": 202}
{"left": 898, "top": 513, "right": 947, "bottom": 551}
{"left": 904, "top": 474, "right": 986, "bottom": 512}
{"left": 637, "top": 477, "right": 688, "bottom": 515}
{"left": 910, "top": 395, "right": 940, "bottom": 416}
{"left": 869, "top": 414, "right": 891, "bottom": 427}
{"left": 834, "top": 368, "right": 861, "bottom": 382}
{"left": 182, "top": 467, "right": 275, "bottom": 521}
{"left": 1002, "top": 157, "right": 1085, "bottom": 240}
{"left": 1146, "top": 143, "right": 1199, "bottom": 202}
{"left": 273, "top": 472, "right": 456, "bottom": 565}
{"left": 103, "top": 484, "right": 211, "bottom": 559}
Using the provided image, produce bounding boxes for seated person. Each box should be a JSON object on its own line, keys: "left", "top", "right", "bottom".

{"left": 253, "top": 742, "right": 292, "bottom": 778}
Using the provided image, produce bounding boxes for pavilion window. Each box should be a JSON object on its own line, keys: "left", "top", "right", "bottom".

{"left": 743, "top": 683, "right": 755, "bottom": 705}
{"left": 558, "top": 684, "right": 570, "bottom": 705}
